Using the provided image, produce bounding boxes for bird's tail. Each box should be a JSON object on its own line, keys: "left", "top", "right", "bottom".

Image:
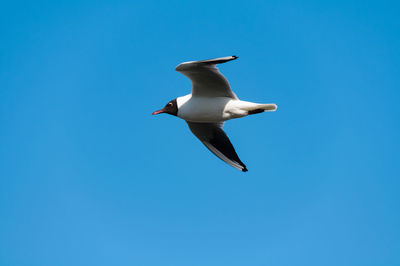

{"left": 258, "top": 104, "right": 277, "bottom": 111}
{"left": 245, "top": 103, "right": 277, "bottom": 115}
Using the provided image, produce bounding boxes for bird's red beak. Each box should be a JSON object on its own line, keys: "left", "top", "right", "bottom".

{"left": 152, "top": 109, "right": 165, "bottom": 115}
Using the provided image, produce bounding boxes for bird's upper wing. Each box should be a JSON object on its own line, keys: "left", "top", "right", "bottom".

{"left": 175, "top": 56, "right": 238, "bottom": 99}
{"left": 187, "top": 121, "right": 247, "bottom": 172}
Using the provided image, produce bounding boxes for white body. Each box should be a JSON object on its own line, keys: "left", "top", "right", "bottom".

{"left": 177, "top": 94, "right": 277, "bottom": 123}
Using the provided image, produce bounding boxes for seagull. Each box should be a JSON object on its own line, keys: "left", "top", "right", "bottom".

{"left": 152, "top": 56, "right": 277, "bottom": 172}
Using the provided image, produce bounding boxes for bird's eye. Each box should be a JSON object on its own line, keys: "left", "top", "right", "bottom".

{"left": 168, "top": 103, "right": 173, "bottom": 106}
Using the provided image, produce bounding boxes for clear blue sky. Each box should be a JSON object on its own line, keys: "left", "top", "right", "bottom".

{"left": 1, "top": 1, "right": 399, "bottom": 265}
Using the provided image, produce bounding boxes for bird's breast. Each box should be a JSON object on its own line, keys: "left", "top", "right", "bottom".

{"left": 177, "top": 97, "right": 232, "bottom": 122}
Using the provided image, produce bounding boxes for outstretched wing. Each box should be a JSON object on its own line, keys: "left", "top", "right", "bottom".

{"left": 175, "top": 56, "right": 238, "bottom": 99}
{"left": 187, "top": 121, "right": 248, "bottom": 172}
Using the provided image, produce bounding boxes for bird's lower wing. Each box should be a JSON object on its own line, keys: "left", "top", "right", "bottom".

{"left": 187, "top": 122, "right": 248, "bottom": 172}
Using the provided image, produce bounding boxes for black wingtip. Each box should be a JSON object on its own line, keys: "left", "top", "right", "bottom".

{"left": 232, "top": 55, "right": 238, "bottom": 59}
{"left": 242, "top": 167, "right": 248, "bottom": 172}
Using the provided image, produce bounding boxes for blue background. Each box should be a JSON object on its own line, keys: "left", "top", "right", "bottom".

{"left": 1, "top": 1, "right": 399, "bottom": 265}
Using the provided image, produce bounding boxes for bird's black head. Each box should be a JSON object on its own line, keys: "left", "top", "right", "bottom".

{"left": 152, "top": 99, "right": 178, "bottom": 116}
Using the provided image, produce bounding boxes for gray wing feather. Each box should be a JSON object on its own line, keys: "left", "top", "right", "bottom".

{"left": 175, "top": 56, "right": 238, "bottom": 99}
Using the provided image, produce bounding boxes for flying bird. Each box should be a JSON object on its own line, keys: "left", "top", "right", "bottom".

{"left": 152, "top": 56, "right": 277, "bottom": 172}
